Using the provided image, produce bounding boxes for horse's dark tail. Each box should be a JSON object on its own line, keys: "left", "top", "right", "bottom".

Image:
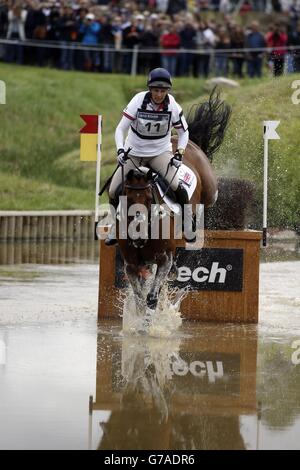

{"left": 186, "top": 87, "right": 231, "bottom": 161}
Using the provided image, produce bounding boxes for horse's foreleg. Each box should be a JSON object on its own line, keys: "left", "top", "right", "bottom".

{"left": 125, "top": 262, "right": 146, "bottom": 315}
{"left": 146, "top": 252, "right": 173, "bottom": 311}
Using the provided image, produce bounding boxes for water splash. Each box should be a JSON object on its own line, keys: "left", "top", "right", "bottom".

{"left": 120, "top": 275, "right": 188, "bottom": 338}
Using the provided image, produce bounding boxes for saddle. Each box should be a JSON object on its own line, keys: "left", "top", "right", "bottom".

{"left": 154, "top": 164, "right": 197, "bottom": 214}
{"left": 114, "top": 164, "right": 197, "bottom": 215}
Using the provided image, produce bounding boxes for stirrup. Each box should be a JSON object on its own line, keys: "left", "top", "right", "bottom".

{"left": 105, "top": 236, "right": 117, "bottom": 246}
{"left": 105, "top": 224, "right": 117, "bottom": 246}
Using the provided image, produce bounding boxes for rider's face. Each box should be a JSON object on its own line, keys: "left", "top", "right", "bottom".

{"left": 150, "top": 87, "right": 169, "bottom": 104}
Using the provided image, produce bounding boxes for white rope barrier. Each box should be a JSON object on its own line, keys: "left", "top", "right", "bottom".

{"left": 1, "top": 38, "right": 300, "bottom": 54}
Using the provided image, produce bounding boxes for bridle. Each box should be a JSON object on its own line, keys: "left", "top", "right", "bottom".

{"left": 125, "top": 183, "right": 151, "bottom": 190}
{"left": 124, "top": 182, "right": 153, "bottom": 248}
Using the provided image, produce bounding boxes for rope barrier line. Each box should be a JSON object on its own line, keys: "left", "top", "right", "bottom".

{"left": 1, "top": 38, "right": 300, "bottom": 54}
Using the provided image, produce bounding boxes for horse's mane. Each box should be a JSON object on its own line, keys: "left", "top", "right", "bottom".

{"left": 126, "top": 169, "right": 150, "bottom": 182}
{"left": 186, "top": 87, "right": 231, "bottom": 162}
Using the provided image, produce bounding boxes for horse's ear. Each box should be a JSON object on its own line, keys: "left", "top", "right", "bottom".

{"left": 127, "top": 169, "right": 135, "bottom": 181}
{"left": 146, "top": 169, "right": 153, "bottom": 181}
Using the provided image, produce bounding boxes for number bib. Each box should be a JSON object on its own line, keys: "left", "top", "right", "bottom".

{"left": 131, "top": 109, "right": 172, "bottom": 140}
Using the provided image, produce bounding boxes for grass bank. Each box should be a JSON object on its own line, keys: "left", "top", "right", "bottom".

{"left": 0, "top": 63, "right": 299, "bottom": 228}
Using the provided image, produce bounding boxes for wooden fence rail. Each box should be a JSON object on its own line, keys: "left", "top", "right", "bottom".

{"left": 0, "top": 211, "right": 106, "bottom": 241}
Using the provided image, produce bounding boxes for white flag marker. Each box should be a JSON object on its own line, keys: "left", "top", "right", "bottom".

{"left": 263, "top": 121, "right": 280, "bottom": 246}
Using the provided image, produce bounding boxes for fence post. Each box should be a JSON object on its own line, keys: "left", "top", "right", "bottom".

{"left": 131, "top": 45, "right": 139, "bottom": 76}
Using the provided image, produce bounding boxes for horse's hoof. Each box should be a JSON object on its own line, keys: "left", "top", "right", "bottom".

{"left": 137, "top": 308, "right": 154, "bottom": 335}
{"left": 137, "top": 328, "right": 148, "bottom": 336}
{"left": 146, "top": 294, "right": 158, "bottom": 311}
{"left": 137, "top": 322, "right": 150, "bottom": 336}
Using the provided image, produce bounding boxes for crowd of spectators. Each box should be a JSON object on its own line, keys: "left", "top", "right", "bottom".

{"left": 0, "top": 0, "right": 300, "bottom": 77}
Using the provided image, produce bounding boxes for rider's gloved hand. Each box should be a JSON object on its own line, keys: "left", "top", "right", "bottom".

{"left": 117, "top": 148, "right": 127, "bottom": 166}
{"left": 171, "top": 149, "right": 184, "bottom": 169}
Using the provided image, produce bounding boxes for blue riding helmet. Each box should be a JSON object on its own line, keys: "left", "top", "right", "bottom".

{"left": 147, "top": 68, "right": 172, "bottom": 88}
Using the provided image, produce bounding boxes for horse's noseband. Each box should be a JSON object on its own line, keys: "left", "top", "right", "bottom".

{"left": 132, "top": 239, "right": 147, "bottom": 249}
{"left": 125, "top": 184, "right": 151, "bottom": 190}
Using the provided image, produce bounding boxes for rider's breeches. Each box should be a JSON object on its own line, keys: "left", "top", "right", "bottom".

{"left": 108, "top": 151, "right": 180, "bottom": 199}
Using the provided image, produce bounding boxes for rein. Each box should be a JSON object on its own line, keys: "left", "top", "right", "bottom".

{"left": 126, "top": 156, "right": 145, "bottom": 174}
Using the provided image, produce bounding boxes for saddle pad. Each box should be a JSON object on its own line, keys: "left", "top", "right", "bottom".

{"left": 178, "top": 164, "right": 196, "bottom": 189}
{"left": 156, "top": 164, "right": 197, "bottom": 214}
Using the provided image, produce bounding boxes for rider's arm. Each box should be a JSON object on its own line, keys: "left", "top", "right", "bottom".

{"left": 171, "top": 98, "right": 189, "bottom": 152}
{"left": 176, "top": 126, "right": 189, "bottom": 152}
{"left": 115, "top": 115, "right": 132, "bottom": 150}
{"left": 115, "top": 92, "right": 143, "bottom": 150}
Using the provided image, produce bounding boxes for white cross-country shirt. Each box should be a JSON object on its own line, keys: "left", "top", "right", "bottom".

{"left": 122, "top": 91, "right": 188, "bottom": 157}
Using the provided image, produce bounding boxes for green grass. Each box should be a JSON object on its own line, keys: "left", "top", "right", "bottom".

{"left": 0, "top": 171, "right": 92, "bottom": 210}
{"left": 212, "top": 75, "right": 300, "bottom": 229}
{"left": 0, "top": 63, "right": 299, "bottom": 228}
{"left": 0, "top": 63, "right": 206, "bottom": 210}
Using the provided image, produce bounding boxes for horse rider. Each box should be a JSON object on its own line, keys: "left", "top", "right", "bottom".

{"left": 105, "top": 67, "right": 193, "bottom": 246}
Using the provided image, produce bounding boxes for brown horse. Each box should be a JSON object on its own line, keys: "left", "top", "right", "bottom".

{"left": 115, "top": 89, "right": 231, "bottom": 327}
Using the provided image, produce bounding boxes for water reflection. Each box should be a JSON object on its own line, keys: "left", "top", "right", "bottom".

{"left": 91, "top": 322, "right": 259, "bottom": 450}
{"left": 0, "top": 241, "right": 99, "bottom": 265}
{"left": 257, "top": 339, "right": 300, "bottom": 431}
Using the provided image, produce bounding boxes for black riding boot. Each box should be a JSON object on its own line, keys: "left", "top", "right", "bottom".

{"left": 175, "top": 184, "right": 196, "bottom": 242}
{"left": 105, "top": 197, "right": 119, "bottom": 246}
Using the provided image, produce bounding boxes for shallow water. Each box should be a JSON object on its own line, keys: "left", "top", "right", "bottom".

{"left": 0, "top": 240, "right": 299, "bottom": 450}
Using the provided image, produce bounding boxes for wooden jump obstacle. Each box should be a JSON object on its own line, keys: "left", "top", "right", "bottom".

{"left": 98, "top": 230, "right": 261, "bottom": 324}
